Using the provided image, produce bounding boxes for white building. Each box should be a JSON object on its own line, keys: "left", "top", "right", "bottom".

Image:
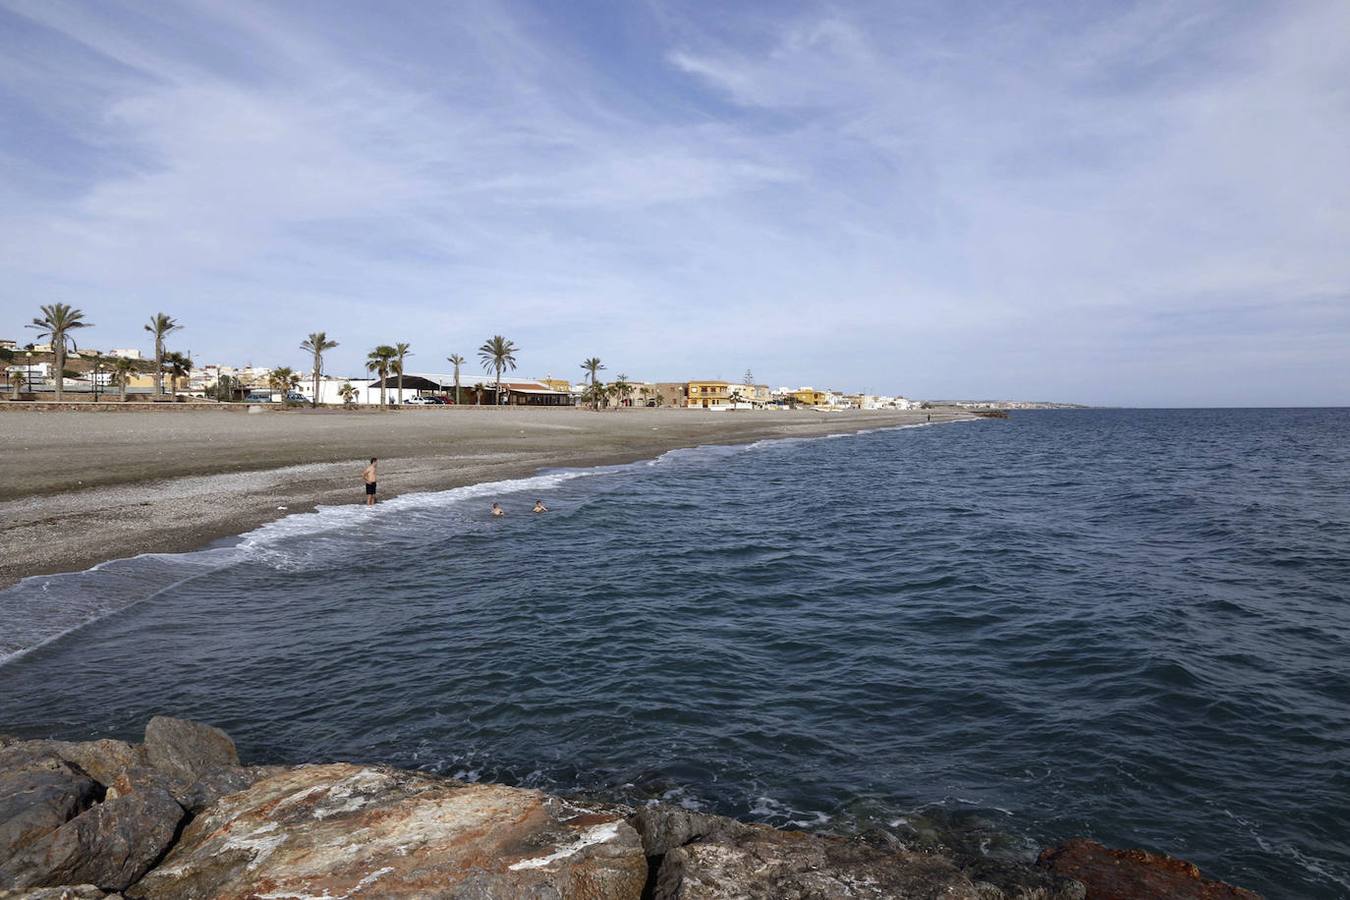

{"left": 108, "top": 348, "right": 142, "bottom": 360}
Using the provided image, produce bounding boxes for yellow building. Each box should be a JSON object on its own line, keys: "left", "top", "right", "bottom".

{"left": 686, "top": 380, "right": 732, "bottom": 409}
{"left": 793, "top": 388, "right": 830, "bottom": 406}
{"left": 539, "top": 377, "right": 571, "bottom": 393}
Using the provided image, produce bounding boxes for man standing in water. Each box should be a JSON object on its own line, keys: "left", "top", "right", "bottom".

{"left": 363, "top": 457, "right": 378, "bottom": 506}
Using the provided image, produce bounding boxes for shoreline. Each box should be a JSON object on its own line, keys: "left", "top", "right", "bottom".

{"left": 0, "top": 407, "right": 970, "bottom": 590}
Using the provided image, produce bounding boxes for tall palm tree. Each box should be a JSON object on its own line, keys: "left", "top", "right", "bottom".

{"left": 163, "top": 351, "right": 192, "bottom": 400}
{"left": 300, "top": 332, "right": 338, "bottom": 408}
{"left": 144, "top": 313, "right": 182, "bottom": 399}
{"left": 112, "top": 357, "right": 136, "bottom": 402}
{"left": 477, "top": 336, "right": 518, "bottom": 408}
{"left": 447, "top": 354, "right": 465, "bottom": 405}
{"left": 393, "top": 342, "right": 412, "bottom": 406}
{"left": 366, "top": 345, "right": 397, "bottom": 407}
{"left": 580, "top": 357, "right": 605, "bottom": 411}
{"left": 27, "top": 303, "right": 91, "bottom": 402}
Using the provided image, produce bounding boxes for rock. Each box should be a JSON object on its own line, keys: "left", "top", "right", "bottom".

{"left": 140, "top": 718, "right": 237, "bottom": 782}
{"left": 0, "top": 750, "right": 101, "bottom": 865}
{"left": 46, "top": 743, "right": 143, "bottom": 789}
{"left": 127, "top": 763, "right": 647, "bottom": 899}
{"left": 1037, "top": 839, "right": 1261, "bottom": 900}
{"left": 106, "top": 764, "right": 283, "bottom": 815}
{"left": 630, "top": 804, "right": 745, "bottom": 857}
{"left": 654, "top": 823, "right": 984, "bottom": 899}
{"left": 0, "top": 784, "right": 184, "bottom": 892}
{"left": 0, "top": 886, "right": 114, "bottom": 899}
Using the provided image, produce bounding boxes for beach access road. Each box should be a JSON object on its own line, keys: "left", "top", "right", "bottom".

{"left": 0, "top": 405, "right": 966, "bottom": 589}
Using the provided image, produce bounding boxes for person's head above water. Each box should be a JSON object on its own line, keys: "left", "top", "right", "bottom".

{"left": 369, "top": 457, "right": 377, "bottom": 464}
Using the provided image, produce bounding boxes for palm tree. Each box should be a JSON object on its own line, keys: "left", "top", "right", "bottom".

{"left": 613, "top": 373, "right": 632, "bottom": 409}
{"left": 9, "top": 369, "right": 25, "bottom": 400}
{"left": 27, "top": 303, "right": 92, "bottom": 402}
{"left": 477, "top": 336, "right": 518, "bottom": 408}
{"left": 268, "top": 366, "right": 298, "bottom": 399}
{"left": 163, "top": 351, "right": 192, "bottom": 400}
{"left": 447, "top": 354, "right": 465, "bottom": 405}
{"left": 366, "top": 345, "right": 397, "bottom": 407}
{"left": 580, "top": 357, "right": 605, "bottom": 411}
{"left": 112, "top": 357, "right": 136, "bottom": 402}
{"left": 393, "top": 343, "right": 412, "bottom": 406}
{"left": 338, "top": 381, "right": 357, "bottom": 406}
{"left": 300, "top": 332, "right": 338, "bottom": 408}
{"left": 144, "top": 313, "right": 182, "bottom": 399}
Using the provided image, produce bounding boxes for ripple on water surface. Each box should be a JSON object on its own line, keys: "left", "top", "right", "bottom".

{"left": 1, "top": 409, "right": 1348, "bottom": 898}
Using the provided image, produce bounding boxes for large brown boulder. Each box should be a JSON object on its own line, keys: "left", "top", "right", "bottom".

{"left": 140, "top": 718, "right": 237, "bottom": 782}
{"left": 653, "top": 821, "right": 984, "bottom": 899}
{"left": 127, "top": 763, "right": 647, "bottom": 899}
{"left": 0, "top": 783, "right": 184, "bottom": 892}
{"left": 0, "top": 749, "right": 101, "bottom": 866}
{"left": 1038, "top": 838, "right": 1261, "bottom": 899}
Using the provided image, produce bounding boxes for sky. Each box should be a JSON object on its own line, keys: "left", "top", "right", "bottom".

{"left": 1, "top": 0, "right": 1347, "bottom": 406}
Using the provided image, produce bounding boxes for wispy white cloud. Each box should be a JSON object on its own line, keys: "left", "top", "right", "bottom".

{"left": 0, "top": 0, "right": 1346, "bottom": 403}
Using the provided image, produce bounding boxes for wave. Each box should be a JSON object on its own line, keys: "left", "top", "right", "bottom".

{"left": 0, "top": 420, "right": 944, "bottom": 667}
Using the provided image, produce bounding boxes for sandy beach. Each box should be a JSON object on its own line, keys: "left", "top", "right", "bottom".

{"left": 0, "top": 406, "right": 967, "bottom": 588}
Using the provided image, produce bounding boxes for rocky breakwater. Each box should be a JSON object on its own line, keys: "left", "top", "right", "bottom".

{"left": 0, "top": 718, "right": 1259, "bottom": 899}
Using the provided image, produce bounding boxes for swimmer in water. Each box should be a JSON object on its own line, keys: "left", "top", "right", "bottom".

{"left": 533, "top": 499, "right": 548, "bottom": 513}
{"left": 491, "top": 502, "right": 505, "bottom": 517}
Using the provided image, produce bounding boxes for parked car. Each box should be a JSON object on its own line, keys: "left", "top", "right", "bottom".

{"left": 403, "top": 396, "right": 438, "bottom": 405}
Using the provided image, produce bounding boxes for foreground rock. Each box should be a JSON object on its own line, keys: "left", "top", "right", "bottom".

{"left": 129, "top": 763, "right": 647, "bottom": 899}
{"left": 2, "top": 719, "right": 1263, "bottom": 899}
{"left": 653, "top": 823, "right": 986, "bottom": 899}
{"left": 0, "top": 784, "right": 183, "bottom": 892}
{"left": 1038, "top": 838, "right": 1262, "bottom": 899}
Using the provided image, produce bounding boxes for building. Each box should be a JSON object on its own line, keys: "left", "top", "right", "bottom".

{"left": 792, "top": 387, "right": 831, "bottom": 407}
{"left": 108, "top": 348, "right": 143, "bottom": 360}
{"left": 685, "top": 379, "right": 735, "bottom": 409}
{"left": 357, "top": 372, "right": 574, "bottom": 406}
{"left": 0, "top": 340, "right": 17, "bottom": 351}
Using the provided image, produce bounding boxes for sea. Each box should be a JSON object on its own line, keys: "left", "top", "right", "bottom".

{"left": 2, "top": 409, "right": 1347, "bottom": 898}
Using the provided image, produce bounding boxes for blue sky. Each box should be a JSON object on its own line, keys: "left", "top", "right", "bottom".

{"left": 1, "top": 0, "right": 1346, "bottom": 405}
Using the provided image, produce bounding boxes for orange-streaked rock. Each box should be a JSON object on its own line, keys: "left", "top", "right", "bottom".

{"left": 127, "top": 763, "right": 646, "bottom": 899}
{"left": 1038, "top": 838, "right": 1261, "bottom": 899}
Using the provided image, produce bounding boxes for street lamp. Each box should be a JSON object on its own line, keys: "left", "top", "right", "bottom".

{"left": 93, "top": 359, "right": 101, "bottom": 403}
{"left": 25, "top": 351, "right": 32, "bottom": 395}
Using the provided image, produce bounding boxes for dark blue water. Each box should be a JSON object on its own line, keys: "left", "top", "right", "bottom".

{"left": 2, "top": 410, "right": 1348, "bottom": 897}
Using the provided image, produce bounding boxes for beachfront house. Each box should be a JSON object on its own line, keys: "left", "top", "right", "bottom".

{"left": 686, "top": 379, "right": 733, "bottom": 409}
{"left": 792, "top": 387, "right": 831, "bottom": 407}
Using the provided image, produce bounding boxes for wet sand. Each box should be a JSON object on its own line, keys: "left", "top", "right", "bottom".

{"left": 0, "top": 406, "right": 967, "bottom": 589}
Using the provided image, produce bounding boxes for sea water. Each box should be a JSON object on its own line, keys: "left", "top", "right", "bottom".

{"left": 1, "top": 409, "right": 1347, "bottom": 897}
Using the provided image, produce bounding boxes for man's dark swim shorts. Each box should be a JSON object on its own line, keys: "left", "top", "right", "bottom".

{"left": 366, "top": 482, "right": 377, "bottom": 495}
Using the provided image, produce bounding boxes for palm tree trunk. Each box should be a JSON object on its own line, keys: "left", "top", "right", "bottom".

{"left": 379, "top": 368, "right": 387, "bottom": 407}
{"left": 397, "top": 370, "right": 404, "bottom": 408}
{"left": 153, "top": 340, "right": 163, "bottom": 398}
{"left": 53, "top": 345, "right": 64, "bottom": 402}
{"left": 312, "top": 361, "right": 320, "bottom": 408}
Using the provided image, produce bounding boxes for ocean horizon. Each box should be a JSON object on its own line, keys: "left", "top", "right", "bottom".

{"left": 2, "top": 409, "right": 1347, "bottom": 897}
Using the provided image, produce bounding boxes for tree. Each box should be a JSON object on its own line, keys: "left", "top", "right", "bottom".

{"left": 268, "top": 366, "right": 299, "bottom": 399}
{"left": 338, "top": 381, "right": 357, "bottom": 406}
{"left": 27, "top": 303, "right": 92, "bottom": 402}
{"left": 393, "top": 342, "right": 412, "bottom": 406}
{"left": 144, "top": 313, "right": 182, "bottom": 399}
{"left": 163, "top": 352, "right": 193, "bottom": 399}
{"left": 365, "top": 345, "right": 397, "bottom": 407}
{"left": 111, "top": 357, "right": 136, "bottom": 402}
{"left": 477, "top": 336, "right": 518, "bottom": 407}
{"left": 300, "top": 332, "right": 338, "bottom": 408}
{"left": 447, "top": 354, "right": 465, "bottom": 405}
{"left": 613, "top": 373, "right": 631, "bottom": 409}
{"left": 581, "top": 379, "right": 606, "bottom": 410}
{"left": 9, "top": 369, "right": 25, "bottom": 400}
{"left": 580, "top": 357, "right": 605, "bottom": 411}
